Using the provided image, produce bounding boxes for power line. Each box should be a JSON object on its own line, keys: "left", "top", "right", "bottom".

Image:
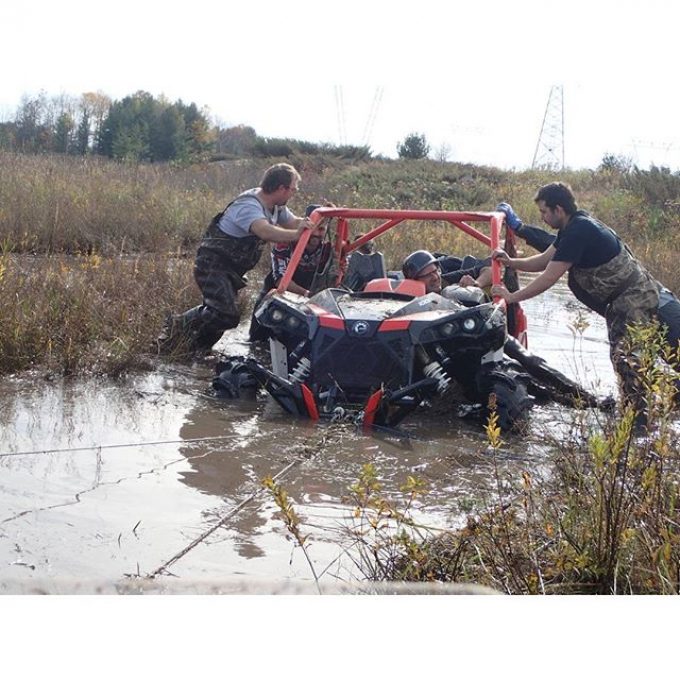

{"left": 631, "top": 138, "right": 680, "bottom": 151}
{"left": 0, "top": 434, "right": 239, "bottom": 458}
{"left": 627, "top": 138, "right": 680, "bottom": 168}
{"left": 362, "top": 86, "right": 384, "bottom": 147}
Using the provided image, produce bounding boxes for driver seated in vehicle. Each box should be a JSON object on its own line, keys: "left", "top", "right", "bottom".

{"left": 402, "top": 250, "right": 492, "bottom": 301}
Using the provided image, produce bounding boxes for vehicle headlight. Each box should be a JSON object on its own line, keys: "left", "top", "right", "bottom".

{"left": 271, "top": 309, "right": 285, "bottom": 322}
{"left": 440, "top": 322, "right": 455, "bottom": 337}
{"left": 463, "top": 318, "right": 476, "bottom": 332}
{"left": 286, "top": 316, "right": 301, "bottom": 330}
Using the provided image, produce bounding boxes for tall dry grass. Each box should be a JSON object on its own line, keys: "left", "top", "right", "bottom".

{"left": 0, "top": 251, "right": 197, "bottom": 375}
{"left": 1, "top": 151, "right": 679, "bottom": 375}
{"left": 0, "top": 152, "right": 262, "bottom": 254}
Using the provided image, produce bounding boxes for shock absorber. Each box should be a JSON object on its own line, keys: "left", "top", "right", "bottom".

{"left": 423, "top": 360, "right": 452, "bottom": 394}
{"left": 416, "top": 346, "right": 451, "bottom": 394}
{"left": 288, "top": 356, "right": 311, "bottom": 384}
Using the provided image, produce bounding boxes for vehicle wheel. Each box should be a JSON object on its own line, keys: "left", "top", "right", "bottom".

{"left": 485, "top": 373, "right": 533, "bottom": 432}
{"left": 212, "top": 357, "right": 258, "bottom": 398}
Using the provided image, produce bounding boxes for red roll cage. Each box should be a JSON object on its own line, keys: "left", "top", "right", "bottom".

{"left": 277, "top": 208, "right": 506, "bottom": 296}
{"left": 276, "top": 208, "right": 527, "bottom": 346}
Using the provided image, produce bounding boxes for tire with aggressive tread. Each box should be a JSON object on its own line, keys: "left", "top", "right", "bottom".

{"left": 485, "top": 372, "right": 533, "bottom": 432}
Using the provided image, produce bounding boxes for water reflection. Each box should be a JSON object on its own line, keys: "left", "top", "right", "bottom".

{"left": 177, "top": 397, "right": 273, "bottom": 559}
{"left": 520, "top": 275, "right": 616, "bottom": 397}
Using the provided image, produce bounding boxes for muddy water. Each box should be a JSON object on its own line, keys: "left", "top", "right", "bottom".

{"left": 0, "top": 279, "right": 616, "bottom": 593}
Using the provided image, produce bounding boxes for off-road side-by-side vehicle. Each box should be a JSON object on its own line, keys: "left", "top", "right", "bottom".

{"left": 214, "top": 208, "right": 597, "bottom": 431}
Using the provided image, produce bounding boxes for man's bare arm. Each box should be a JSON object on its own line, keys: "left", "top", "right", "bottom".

{"left": 251, "top": 218, "right": 310, "bottom": 243}
{"left": 494, "top": 245, "right": 556, "bottom": 273}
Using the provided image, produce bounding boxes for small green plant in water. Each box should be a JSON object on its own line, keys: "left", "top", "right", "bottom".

{"left": 262, "top": 475, "right": 321, "bottom": 592}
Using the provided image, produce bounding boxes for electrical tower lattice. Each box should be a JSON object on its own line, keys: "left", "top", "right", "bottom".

{"left": 532, "top": 86, "right": 564, "bottom": 170}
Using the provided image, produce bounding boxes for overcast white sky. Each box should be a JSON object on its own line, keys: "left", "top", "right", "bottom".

{"left": 3, "top": 0, "right": 679, "bottom": 170}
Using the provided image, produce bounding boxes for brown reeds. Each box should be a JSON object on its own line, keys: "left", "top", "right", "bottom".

{"left": 0, "top": 251, "right": 197, "bottom": 375}
{"left": 1, "top": 151, "right": 678, "bottom": 376}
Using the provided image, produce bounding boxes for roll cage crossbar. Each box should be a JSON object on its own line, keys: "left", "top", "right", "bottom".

{"left": 277, "top": 208, "right": 508, "bottom": 304}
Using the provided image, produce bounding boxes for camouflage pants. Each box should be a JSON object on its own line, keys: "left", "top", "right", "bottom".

{"left": 573, "top": 247, "right": 659, "bottom": 408}
{"left": 156, "top": 261, "right": 243, "bottom": 354}
{"left": 194, "top": 261, "right": 242, "bottom": 331}
{"left": 157, "top": 211, "right": 265, "bottom": 354}
{"left": 606, "top": 293, "right": 658, "bottom": 408}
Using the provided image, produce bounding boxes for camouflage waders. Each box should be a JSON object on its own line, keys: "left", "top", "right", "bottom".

{"left": 570, "top": 245, "right": 659, "bottom": 408}
{"left": 159, "top": 207, "right": 266, "bottom": 353}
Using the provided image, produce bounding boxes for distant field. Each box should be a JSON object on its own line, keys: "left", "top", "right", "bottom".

{"left": 2, "top": 151, "right": 678, "bottom": 282}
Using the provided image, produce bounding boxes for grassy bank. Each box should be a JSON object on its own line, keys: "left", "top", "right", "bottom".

{"left": 1, "top": 151, "right": 679, "bottom": 375}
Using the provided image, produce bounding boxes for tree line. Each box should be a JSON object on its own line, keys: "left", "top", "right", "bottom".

{"left": 0, "top": 90, "right": 438, "bottom": 163}
{"left": 0, "top": 90, "right": 393, "bottom": 163}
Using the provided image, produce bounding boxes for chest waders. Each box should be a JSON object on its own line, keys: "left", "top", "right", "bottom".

{"left": 159, "top": 197, "right": 268, "bottom": 353}
{"left": 570, "top": 245, "right": 659, "bottom": 407}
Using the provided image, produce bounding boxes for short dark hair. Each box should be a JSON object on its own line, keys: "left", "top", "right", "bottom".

{"left": 260, "top": 163, "right": 301, "bottom": 193}
{"left": 534, "top": 182, "right": 578, "bottom": 215}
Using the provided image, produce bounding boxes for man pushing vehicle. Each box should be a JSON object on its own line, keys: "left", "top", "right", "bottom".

{"left": 157, "top": 163, "right": 314, "bottom": 354}
{"left": 491, "top": 182, "right": 680, "bottom": 413}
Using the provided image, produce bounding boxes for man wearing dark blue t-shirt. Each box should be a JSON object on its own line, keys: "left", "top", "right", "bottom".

{"left": 491, "top": 182, "right": 678, "bottom": 410}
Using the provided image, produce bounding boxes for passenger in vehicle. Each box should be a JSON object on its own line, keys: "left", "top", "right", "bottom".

{"left": 491, "top": 182, "right": 680, "bottom": 410}
{"left": 402, "top": 249, "right": 492, "bottom": 296}
{"left": 249, "top": 205, "right": 332, "bottom": 341}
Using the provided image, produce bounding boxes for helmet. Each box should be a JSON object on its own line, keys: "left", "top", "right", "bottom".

{"left": 402, "top": 250, "right": 438, "bottom": 279}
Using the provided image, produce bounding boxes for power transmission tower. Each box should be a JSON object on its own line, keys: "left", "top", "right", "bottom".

{"left": 532, "top": 85, "right": 565, "bottom": 170}
{"left": 631, "top": 138, "right": 680, "bottom": 167}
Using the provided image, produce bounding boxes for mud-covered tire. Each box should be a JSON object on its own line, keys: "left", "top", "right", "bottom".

{"left": 475, "top": 364, "right": 533, "bottom": 432}
{"left": 212, "top": 357, "right": 259, "bottom": 398}
{"left": 489, "top": 377, "right": 533, "bottom": 431}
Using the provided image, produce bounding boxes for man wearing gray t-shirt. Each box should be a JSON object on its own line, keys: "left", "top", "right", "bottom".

{"left": 158, "top": 163, "right": 312, "bottom": 353}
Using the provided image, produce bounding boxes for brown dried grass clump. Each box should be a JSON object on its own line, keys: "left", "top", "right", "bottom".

{"left": 0, "top": 251, "right": 197, "bottom": 376}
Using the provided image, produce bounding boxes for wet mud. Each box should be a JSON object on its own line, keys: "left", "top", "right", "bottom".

{"left": 0, "top": 279, "right": 618, "bottom": 592}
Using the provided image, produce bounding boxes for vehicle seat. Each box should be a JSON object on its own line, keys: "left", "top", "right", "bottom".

{"left": 363, "top": 278, "right": 426, "bottom": 297}
{"left": 393, "top": 279, "right": 426, "bottom": 296}
{"left": 343, "top": 251, "right": 387, "bottom": 291}
{"left": 363, "top": 278, "right": 394, "bottom": 293}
